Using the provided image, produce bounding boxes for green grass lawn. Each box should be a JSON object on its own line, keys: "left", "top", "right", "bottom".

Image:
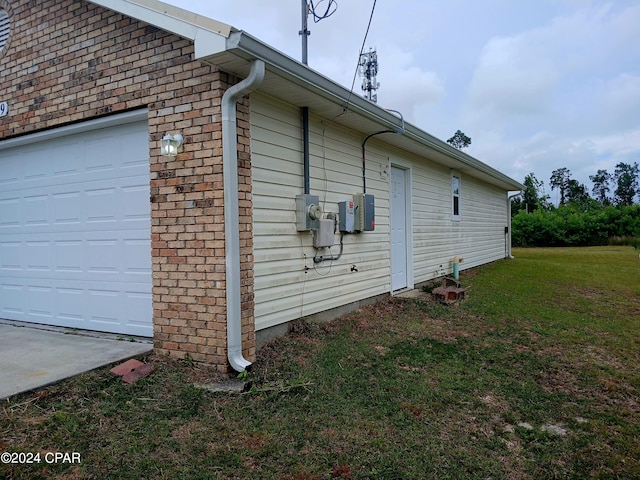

{"left": 2, "top": 246, "right": 639, "bottom": 479}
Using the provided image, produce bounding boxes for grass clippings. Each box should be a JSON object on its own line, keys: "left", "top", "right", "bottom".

{"left": 1, "top": 246, "right": 639, "bottom": 479}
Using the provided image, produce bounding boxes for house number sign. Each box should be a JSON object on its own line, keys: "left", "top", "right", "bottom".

{"left": 0, "top": 101, "right": 8, "bottom": 117}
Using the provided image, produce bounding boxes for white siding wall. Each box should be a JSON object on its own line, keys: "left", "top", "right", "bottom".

{"left": 412, "top": 162, "right": 508, "bottom": 282}
{"left": 251, "top": 94, "right": 509, "bottom": 331}
{"left": 251, "top": 95, "right": 390, "bottom": 331}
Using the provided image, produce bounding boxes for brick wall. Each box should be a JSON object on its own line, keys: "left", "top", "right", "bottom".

{"left": 0, "top": 0, "right": 255, "bottom": 369}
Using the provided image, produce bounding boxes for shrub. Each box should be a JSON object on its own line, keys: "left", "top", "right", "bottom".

{"left": 512, "top": 204, "right": 640, "bottom": 247}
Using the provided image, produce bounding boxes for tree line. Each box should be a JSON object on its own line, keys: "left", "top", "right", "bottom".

{"left": 511, "top": 162, "right": 640, "bottom": 248}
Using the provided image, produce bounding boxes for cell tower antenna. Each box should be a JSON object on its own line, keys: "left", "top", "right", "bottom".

{"left": 358, "top": 48, "right": 380, "bottom": 103}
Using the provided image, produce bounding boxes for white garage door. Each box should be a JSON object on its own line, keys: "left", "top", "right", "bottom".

{"left": 0, "top": 113, "right": 152, "bottom": 336}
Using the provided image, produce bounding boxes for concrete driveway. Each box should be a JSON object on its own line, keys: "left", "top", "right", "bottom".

{"left": 0, "top": 320, "right": 152, "bottom": 400}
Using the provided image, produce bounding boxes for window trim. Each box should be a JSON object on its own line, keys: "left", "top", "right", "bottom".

{"left": 451, "top": 171, "right": 461, "bottom": 221}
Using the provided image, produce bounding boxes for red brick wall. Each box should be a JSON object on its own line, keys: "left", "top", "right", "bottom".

{"left": 0, "top": 0, "right": 255, "bottom": 369}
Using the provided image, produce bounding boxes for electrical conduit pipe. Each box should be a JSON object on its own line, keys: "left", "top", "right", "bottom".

{"left": 222, "top": 59, "right": 265, "bottom": 372}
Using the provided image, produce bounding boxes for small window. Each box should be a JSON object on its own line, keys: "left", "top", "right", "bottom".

{"left": 451, "top": 172, "right": 461, "bottom": 221}
{"left": 0, "top": 9, "right": 9, "bottom": 53}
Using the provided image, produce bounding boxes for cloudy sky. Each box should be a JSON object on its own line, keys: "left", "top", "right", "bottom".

{"left": 164, "top": 0, "right": 640, "bottom": 200}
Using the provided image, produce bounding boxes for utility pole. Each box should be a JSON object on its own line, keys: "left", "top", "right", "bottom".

{"left": 358, "top": 48, "right": 380, "bottom": 103}
{"left": 299, "top": 0, "right": 310, "bottom": 65}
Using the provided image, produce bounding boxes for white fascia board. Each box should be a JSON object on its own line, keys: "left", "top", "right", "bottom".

{"left": 193, "top": 28, "right": 228, "bottom": 59}
{"left": 88, "top": 0, "right": 231, "bottom": 41}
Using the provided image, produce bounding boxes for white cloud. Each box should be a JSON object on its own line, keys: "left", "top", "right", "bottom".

{"left": 468, "top": 34, "right": 559, "bottom": 118}
{"left": 459, "top": 2, "right": 640, "bottom": 189}
{"left": 374, "top": 46, "right": 445, "bottom": 122}
{"left": 466, "top": 3, "right": 640, "bottom": 128}
{"left": 597, "top": 73, "right": 640, "bottom": 132}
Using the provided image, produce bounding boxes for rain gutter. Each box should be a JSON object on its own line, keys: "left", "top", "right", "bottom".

{"left": 222, "top": 59, "right": 265, "bottom": 372}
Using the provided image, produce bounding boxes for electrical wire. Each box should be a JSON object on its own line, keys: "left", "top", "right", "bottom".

{"left": 313, "top": 233, "right": 344, "bottom": 265}
{"left": 309, "top": 0, "right": 338, "bottom": 23}
{"left": 313, "top": 257, "right": 334, "bottom": 276}
{"left": 344, "top": 0, "right": 377, "bottom": 113}
{"left": 300, "top": 235, "right": 309, "bottom": 319}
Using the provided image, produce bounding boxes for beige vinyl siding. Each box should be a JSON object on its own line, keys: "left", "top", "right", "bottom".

{"left": 411, "top": 161, "right": 508, "bottom": 281}
{"left": 251, "top": 93, "right": 510, "bottom": 331}
{"left": 251, "top": 94, "right": 390, "bottom": 331}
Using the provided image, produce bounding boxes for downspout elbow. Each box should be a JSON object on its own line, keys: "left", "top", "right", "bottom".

{"left": 222, "top": 59, "right": 265, "bottom": 372}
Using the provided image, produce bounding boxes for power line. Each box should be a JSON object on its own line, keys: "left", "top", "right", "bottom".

{"left": 309, "top": 0, "right": 337, "bottom": 23}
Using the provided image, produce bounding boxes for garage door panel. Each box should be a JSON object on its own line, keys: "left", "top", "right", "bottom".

{"left": 0, "top": 177, "right": 150, "bottom": 232}
{"left": 58, "top": 287, "right": 85, "bottom": 322}
{"left": 86, "top": 188, "right": 118, "bottom": 223}
{"left": 122, "top": 184, "right": 150, "bottom": 220}
{"left": 0, "top": 197, "right": 20, "bottom": 226}
{"left": 52, "top": 142, "right": 82, "bottom": 177}
{"left": 87, "top": 239, "right": 119, "bottom": 273}
{"left": 24, "top": 195, "right": 49, "bottom": 225}
{"left": 0, "top": 241, "right": 21, "bottom": 269}
{"left": 0, "top": 276, "right": 152, "bottom": 336}
{"left": 1, "top": 146, "right": 149, "bottom": 193}
{"left": 55, "top": 240, "right": 83, "bottom": 272}
{"left": 1, "top": 284, "right": 24, "bottom": 316}
{"left": 124, "top": 291, "right": 152, "bottom": 325}
{"left": 27, "top": 285, "right": 54, "bottom": 319}
{"left": 25, "top": 241, "right": 50, "bottom": 271}
{"left": 53, "top": 191, "right": 82, "bottom": 224}
{"left": 0, "top": 152, "right": 24, "bottom": 185}
{"left": 0, "top": 118, "right": 152, "bottom": 336}
{"left": 88, "top": 289, "right": 120, "bottom": 324}
{"left": 123, "top": 238, "right": 152, "bottom": 274}
{"left": 85, "top": 143, "right": 117, "bottom": 172}
{"left": 1, "top": 232, "right": 150, "bottom": 280}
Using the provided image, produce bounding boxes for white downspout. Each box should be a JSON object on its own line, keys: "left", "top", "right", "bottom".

{"left": 507, "top": 191, "right": 521, "bottom": 259}
{"left": 222, "top": 59, "right": 265, "bottom": 372}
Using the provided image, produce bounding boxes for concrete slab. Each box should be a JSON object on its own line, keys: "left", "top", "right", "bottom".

{"left": 0, "top": 321, "right": 152, "bottom": 400}
{"left": 395, "top": 289, "right": 428, "bottom": 299}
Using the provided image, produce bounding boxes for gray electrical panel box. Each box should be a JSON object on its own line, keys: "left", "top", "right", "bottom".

{"left": 296, "top": 194, "right": 322, "bottom": 231}
{"left": 338, "top": 200, "right": 355, "bottom": 233}
{"left": 313, "top": 219, "right": 335, "bottom": 247}
{"left": 353, "top": 193, "right": 375, "bottom": 232}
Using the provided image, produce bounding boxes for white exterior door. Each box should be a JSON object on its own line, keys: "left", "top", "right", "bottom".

{"left": 391, "top": 166, "right": 409, "bottom": 291}
{"left": 0, "top": 117, "right": 152, "bottom": 336}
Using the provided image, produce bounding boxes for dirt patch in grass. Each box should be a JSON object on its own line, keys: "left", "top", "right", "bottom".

{"left": 583, "top": 345, "right": 628, "bottom": 371}
{"left": 536, "top": 364, "right": 583, "bottom": 396}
